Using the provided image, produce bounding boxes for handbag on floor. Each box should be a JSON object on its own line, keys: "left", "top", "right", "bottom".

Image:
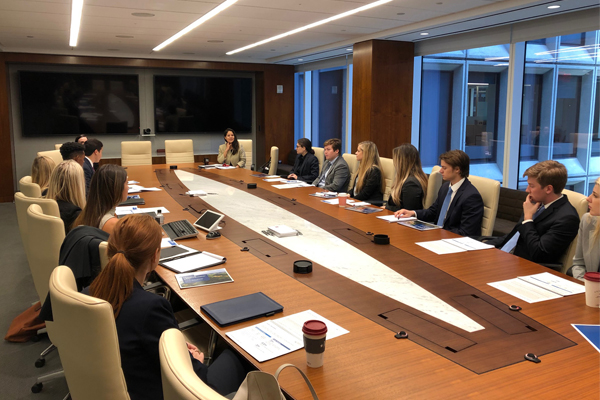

{"left": 232, "top": 363, "right": 319, "bottom": 400}
{"left": 4, "top": 301, "right": 45, "bottom": 342}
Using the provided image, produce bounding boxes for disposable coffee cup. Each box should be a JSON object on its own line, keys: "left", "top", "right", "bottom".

{"left": 583, "top": 272, "right": 600, "bottom": 308}
{"left": 302, "top": 320, "right": 327, "bottom": 368}
{"left": 338, "top": 193, "right": 349, "bottom": 207}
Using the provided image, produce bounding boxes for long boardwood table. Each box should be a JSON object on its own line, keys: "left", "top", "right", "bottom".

{"left": 125, "top": 164, "right": 599, "bottom": 400}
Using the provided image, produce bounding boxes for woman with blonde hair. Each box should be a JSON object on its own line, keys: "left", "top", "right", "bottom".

{"left": 87, "top": 214, "right": 246, "bottom": 399}
{"left": 46, "top": 160, "right": 86, "bottom": 233}
{"left": 386, "top": 144, "right": 428, "bottom": 212}
{"left": 73, "top": 164, "right": 128, "bottom": 234}
{"left": 31, "top": 155, "right": 55, "bottom": 196}
{"left": 571, "top": 177, "right": 600, "bottom": 281}
{"left": 350, "top": 141, "right": 385, "bottom": 204}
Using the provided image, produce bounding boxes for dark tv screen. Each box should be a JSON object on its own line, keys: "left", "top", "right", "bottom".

{"left": 19, "top": 71, "right": 140, "bottom": 137}
{"left": 154, "top": 76, "right": 252, "bottom": 133}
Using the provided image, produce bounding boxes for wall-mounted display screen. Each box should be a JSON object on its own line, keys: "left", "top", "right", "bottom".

{"left": 19, "top": 71, "right": 140, "bottom": 137}
{"left": 154, "top": 76, "right": 252, "bottom": 133}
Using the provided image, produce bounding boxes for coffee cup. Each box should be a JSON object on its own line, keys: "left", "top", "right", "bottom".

{"left": 583, "top": 272, "right": 600, "bottom": 308}
{"left": 338, "top": 193, "right": 349, "bottom": 207}
{"left": 302, "top": 320, "right": 327, "bottom": 368}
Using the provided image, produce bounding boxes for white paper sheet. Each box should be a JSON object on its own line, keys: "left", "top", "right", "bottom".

{"left": 518, "top": 272, "right": 585, "bottom": 296}
{"left": 272, "top": 183, "right": 310, "bottom": 189}
{"left": 226, "top": 310, "right": 349, "bottom": 362}
{"left": 263, "top": 178, "right": 286, "bottom": 182}
{"left": 488, "top": 278, "right": 563, "bottom": 303}
{"left": 322, "top": 198, "right": 370, "bottom": 206}
{"left": 216, "top": 166, "right": 236, "bottom": 170}
{"left": 442, "top": 237, "right": 494, "bottom": 251}
{"left": 160, "top": 252, "right": 225, "bottom": 273}
{"left": 115, "top": 206, "right": 170, "bottom": 216}
{"left": 416, "top": 240, "right": 466, "bottom": 254}
{"left": 376, "top": 215, "right": 417, "bottom": 222}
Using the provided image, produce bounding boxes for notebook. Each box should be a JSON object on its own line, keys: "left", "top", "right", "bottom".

{"left": 201, "top": 292, "right": 283, "bottom": 327}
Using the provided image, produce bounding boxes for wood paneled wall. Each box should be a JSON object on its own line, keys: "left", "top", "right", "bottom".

{"left": 351, "top": 40, "right": 414, "bottom": 158}
{"left": 0, "top": 53, "right": 294, "bottom": 202}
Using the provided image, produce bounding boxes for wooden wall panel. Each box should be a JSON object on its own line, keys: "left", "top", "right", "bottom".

{"left": 0, "top": 53, "right": 294, "bottom": 202}
{"left": 351, "top": 40, "right": 414, "bottom": 159}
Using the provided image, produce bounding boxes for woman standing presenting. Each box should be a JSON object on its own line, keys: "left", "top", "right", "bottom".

{"left": 387, "top": 144, "right": 428, "bottom": 212}
{"left": 217, "top": 128, "right": 246, "bottom": 168}
{"left": 571, "top": 177, "right": 600, "bottom": 281}
{"left": 287, "top": 138, "right": 319, "bottom": 183}
{"left": 350, "top": 141, "right": 385, "bottom": 204}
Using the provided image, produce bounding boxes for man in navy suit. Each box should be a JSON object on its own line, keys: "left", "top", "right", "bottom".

{"left": 486, "top": 160, "right": 579, "bottom": 264}
{"left": 83, "top": 138, "right": 103, "bottom": 195}
{"left": 396, "top": 149, "right": 483, "bottom": 237}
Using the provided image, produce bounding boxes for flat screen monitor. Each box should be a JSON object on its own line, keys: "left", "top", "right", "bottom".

{"left": 18, "top": 71, "right": 140, "bottom": 137}
{"left": 154, "top": 75, "right": 252, "bottom": 134}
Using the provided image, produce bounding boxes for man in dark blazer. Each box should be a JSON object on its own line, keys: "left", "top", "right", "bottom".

{"left": 83, "top": 138, "right": 103, "bottom": 195}
{"left": 486, "top": 160, "right": 579, "bottom": 264}
{"left": 312, "top": 138, "right": 350, "bottom": 192}
{"left": 395, "top": 149, "right": 483, "bottom": 237}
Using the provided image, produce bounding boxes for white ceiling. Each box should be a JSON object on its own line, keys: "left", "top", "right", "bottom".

{"left": 0, "top": 0, "right": 596, "bottom": 65}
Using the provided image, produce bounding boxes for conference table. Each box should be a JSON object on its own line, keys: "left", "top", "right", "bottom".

{"left": 124, "top": 163, "right": 599, "bottom": 399}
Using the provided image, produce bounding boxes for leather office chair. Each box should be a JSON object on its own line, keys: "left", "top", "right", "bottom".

{"left": 558, "top": 189, "right": 589, "bottom": 273}
{"left": 121, "top": 141, "right": 152, "bottom": 166}
{"left": 268, "top": 146, "right": 279, "bottom": 176}
{"left": 37, "top": 150, "right": 63, "bottom": 167}
{"left": 468, "top": 175, "right": 500, "bottom": 237}
{"left": 342, "top": 154, "right": 358, "bottom": 176}
{"left": 19, "top": 175, "right": 42, "bottom": 198}
{"left": 54, "top": 144, "right": 62, "bottom": 150}
{"left": 380, "top": 157, "right": 394, "bottom": 203}
{"left": 99, "top": 241, "right": 110, "bottom": 269}
{"left": 14, "top": 192, "right": 60, "bottom": 253}
{"left": 159, "top": 328, "right": 228, "bottom": 400}
{"left": 49, "top": 266, "right": 131, "bottom": 400}
{"left": 424, "top": 166, "right": 442, "bottom": 209}
{"left": 238, "top": 139, "right": 252, "bottom": 170}
{"left": 313, "top": 147, "right": 324, "bottom": 173}
{"left": 165, "top": 140, "right": 194, "bottom": 164}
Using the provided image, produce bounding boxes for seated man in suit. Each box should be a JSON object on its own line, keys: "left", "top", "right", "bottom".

{"left": 83, "top": 138, "right": 103, "bottom": 195}
{"left": 486, "top": 160, "right": 579, "bottom": 265}
{"left": 312, "top": 138, "right": 350, "bottom": 193}
{"left": 395, "top": 149, "right": 483, "bottom": 237}
{"left": 59, "top": 142, "right": 85, "bottom": 166}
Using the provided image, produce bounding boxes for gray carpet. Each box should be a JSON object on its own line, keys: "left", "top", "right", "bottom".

{"left": 0, "top": 203, "right": 69, "bottom": 399}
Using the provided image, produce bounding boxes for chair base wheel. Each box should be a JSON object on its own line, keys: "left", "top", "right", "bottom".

{"left": 31, "top": 383, "right": 43, "bottom": 393}
{"left": 35, "top": 358, "right": 46, "bottom": 368}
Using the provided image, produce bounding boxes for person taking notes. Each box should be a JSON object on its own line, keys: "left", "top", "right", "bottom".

{"left": 287, "top": 138, "right": 319, "bottom": 183}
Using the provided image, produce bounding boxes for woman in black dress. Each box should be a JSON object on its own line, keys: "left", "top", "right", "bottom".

{"left": 386, "top": 144, "right": 428, "bottom": 212}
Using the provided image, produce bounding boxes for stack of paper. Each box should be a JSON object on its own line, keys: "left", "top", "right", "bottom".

{"left": 128, "top": 184, "right": 162, "bottom": 193}
{"left": 310, "top": 192, "right": 337, "bottom": 198}
{"left": 416, "top": 237, "right": 494, "bottom": 255}
{"left": 267, "top": 225, "right": 298, "bottom": 237}
{"left": 115, "top": 206, "right": 170, "bottom": 216}
{"left": 488, "top": 272, "right": 585, "bottom": 303}
{"left": 321, "top": 198, "right": 369, "bottom": 206}
{"left": 186, "top": 189, "right": 207, "bottom": 196}
{"left": 377, "top": 215, "right": 417, "bottom": 223}
{"left": 272, "top": 182, "right": 311, "bottom": 189}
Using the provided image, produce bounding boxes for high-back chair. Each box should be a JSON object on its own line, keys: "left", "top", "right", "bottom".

{"left": 380, "top": 157, "right": 394, "bottom": 203}
{"left": 37, "top": 150, "right": 63, "bottom": 167}
{"left": 238, "top": 139, "right": 253, "bottom": 170}
{"left": 559, "top": 189, "right": 590, "bottom": 273}
{"left": 268, "top": 146, "right": 279, "bottom": 176}
{"left": 159, "top": 328, "right": 228, "bottom": 400}
{"left": 121, "top": 141, "right": 152, "bottom": 166}
{"left": 468, "top": 175, "right": 501, "bottom": 237}
{"left": 99, "top": 241, "right": 110, "bottom": 269}
{"left": 424, "top": 166, "right": 442, "bottom": 209}
{"left": 14, "top": 192, "right": 60, "bottom": 252}
{"left": 49, "top": 266, "right": 131, "bottom": 400}
{"left": 313, "top": 147, "right": 324, "bottom": 173}
{"left": 19, "top": 175, "right": 42, "bottom": 198}
{"left": 342, "top": 154, "right": 358, "bottom": 177}
{"left": 165, "top": 140, "right": 194, "bottom": 164}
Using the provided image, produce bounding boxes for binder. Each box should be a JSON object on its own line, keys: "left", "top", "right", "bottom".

{"left": 201, "top": 292, "right": 283, "bottom": 327}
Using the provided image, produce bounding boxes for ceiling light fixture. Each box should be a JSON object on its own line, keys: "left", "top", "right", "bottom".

{"left": 346, "top": 48, "right": 352, "bottom": 51}
{"left": 420, "top": 32, "right": 429, "bottom": 36}
{"left": 69, "top": 0, "right": 84, "bottom": 47}
{"left": 547, "top": 5, "right": 560, "bottom": 9}
{"left": 226, "top": 0, "right": 392, "bottom": 55}
{"left": 153, "top": 0, "right": 237, "bottom": 51}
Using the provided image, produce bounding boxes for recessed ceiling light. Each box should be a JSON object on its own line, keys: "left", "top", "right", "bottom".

{"left": 227, "top": 0, "right": 393, "bottom": 55}
{"left": 131, "top": 12, "right": 155, "bottom": 17}
{"left": 298, "top": 58, "right": 303, "bottom": 61}
{"left": 420, "top": 32, "right": 429, "bottom": 36}
{"left": 69, "top": 0, "right": 84, "bottom": 47}
{"left": 207, "top": 40, "right": 224, "bottom": 43}
{"left": 547, "top": 5, "right": 560, "bottom": 9}
{"left": 153, "top": 0, "right": 237, "bottom": 51}
{"left": 116, "top": 35, "right": 134, "bottom": 39}
{"left": 346, "top": 48, "right": 352, "bottom": 51}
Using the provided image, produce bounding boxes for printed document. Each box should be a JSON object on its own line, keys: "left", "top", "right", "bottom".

{"left": 488, "top": 272, "right": 584, "bottom": 303}
{"left": 417, "top": 237, "right": 494, "bottom": 255}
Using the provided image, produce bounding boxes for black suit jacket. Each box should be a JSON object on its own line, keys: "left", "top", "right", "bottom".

{"left": 386, "top": 175, "right": 424, "bottom": 212}
{"left": 290, "top": 153, "right": 319, "bottom": 183}
{"left": 416, "top": 178, "right": 483, "bottom": 237}
{"left": 351, "top": 166, "right": 384, "bottom": 204}
{"left": 83, "top": 158, "right": 94, "bottom": 195}
{"left": 488, "top": 195, "right": 580, "bottom": 264}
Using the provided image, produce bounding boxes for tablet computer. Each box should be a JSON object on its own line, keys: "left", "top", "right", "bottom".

{"left": 193, "top": 210, "right": 224, "bottom": 232}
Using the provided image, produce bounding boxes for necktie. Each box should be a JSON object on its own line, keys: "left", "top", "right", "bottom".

{"left": 436, "top": 187, "right": 453, "bottom": 227}
{"left": 318, "top": 162, "right": 331, "bottom": 188}
{"left": 501, "top": 205, "right": 545, "bottom": 253}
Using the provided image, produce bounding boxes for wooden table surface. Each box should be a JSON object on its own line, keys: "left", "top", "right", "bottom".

{"left": 125, "top": 164, "right": 600, "bottom": 400}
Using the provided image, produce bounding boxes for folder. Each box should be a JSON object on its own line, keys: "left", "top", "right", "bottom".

{"left": 201, "top": 292, "right": 283, "bottom": 327}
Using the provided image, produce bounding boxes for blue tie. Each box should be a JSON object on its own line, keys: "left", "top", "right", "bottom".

{"left": 436, "top": 187, "right": 453, "bottom": 227}
{"left": 501, "top": 205, "right": 545, "bottom": 253}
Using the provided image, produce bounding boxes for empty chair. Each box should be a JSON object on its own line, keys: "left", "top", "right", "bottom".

{"left": 558, "top": 189, "right": 590, "bottom": 273}
{"left": 424, "top": 166, "right": 442, "bottom": 209}
{"left": 165, "top": 140, "right": 194, "bottom": 164}
{"left": 14, "top": 192, "right": 60, "bottom": 253}
{"left": 238, "top": 139, "right": 253, "bottom": 170}
{"left": 121, "top": 141, "right": 152, "bottom": 166}
{"left": 313, "top": 147, "right": 324, "bottom": 173}
{"left": 37, "top": 150, "right": 63, "bottom": 167}
{"left": 19, "top": 176, "right": 42, "bottom": 198}
{"left": 379, "top": 157, "right": 394, "bottom": 203}
{"left": 49, "top": 266, "right": 130, "bottom": 400}
{"left": 468, "top": 175, "right": 501, "bottom": 237}
{"left": 159, "top": 328, "right": 228, "bottom": 400}
{"left": 268, "top": 146, "right": 279, "bottom": 175}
